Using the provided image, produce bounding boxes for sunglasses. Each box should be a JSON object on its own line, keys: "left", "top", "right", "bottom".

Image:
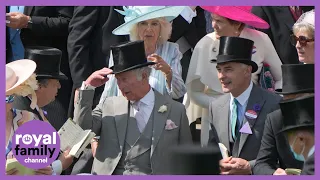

{"left": 290, "top": 34, "right": 314, "bottom": 47}
{"left": 6, "top": 95, "right": 14, "bottom": 103}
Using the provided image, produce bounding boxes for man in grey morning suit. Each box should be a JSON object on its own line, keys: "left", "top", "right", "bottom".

{"left": 73, "top": 40, "right": 192, "bottom": 175}
{"left": 207, "top": 37, "right": 281, "bottom": 175}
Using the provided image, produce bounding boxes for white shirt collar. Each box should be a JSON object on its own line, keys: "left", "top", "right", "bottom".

{"left": 230, "top": 81, "right": 253, "bottom": 106}
{"left": 131, "top": 87, "right": 155, "bottom": 107}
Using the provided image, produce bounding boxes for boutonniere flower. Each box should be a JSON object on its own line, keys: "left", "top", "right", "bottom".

{"left": 158, "top": 105, "right": 167, "bottom": 113}
{"left": 253, "top": 104, "right": 261, "bottom": 111}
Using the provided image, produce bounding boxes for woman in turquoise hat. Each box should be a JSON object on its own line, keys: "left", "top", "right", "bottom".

{"left": 100, "top": 6, "right": 187, "bottom": 102}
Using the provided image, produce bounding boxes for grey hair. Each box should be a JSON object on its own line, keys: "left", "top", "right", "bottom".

{"left": 37, "top": 79, "right": 49, "bottom": 88}
{"left": 134, "top": 67, "right": 152, "bottom": 81}
{"left": 129, "top": 17, "right": 172, "bottom": 45}
{"left": 293, "top": 23, "right": 315, "bottom": 38}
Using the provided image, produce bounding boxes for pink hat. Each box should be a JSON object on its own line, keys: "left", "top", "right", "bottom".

{"left": 201, "top": 6, "right": 270, "bottom": 29}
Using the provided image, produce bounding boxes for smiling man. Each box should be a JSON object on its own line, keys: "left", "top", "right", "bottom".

{"left": 207, "top": 36, "right": 281, "bottom": 175}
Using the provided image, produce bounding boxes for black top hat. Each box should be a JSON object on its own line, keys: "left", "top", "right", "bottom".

{"left": 276, "top": 64, "right": 314, "bottom": 95}
{"left": 24, "top": 46, "right": 68, "bottom": 80}
{"left": 110, "top": 40, "right": 155, "bottom": 74}
{"left": 279, "top": 95, "right": 314, "bottom": 134}
{"left": 168, "top": 144, "right": 222, "bottom": 175}
{"left": 213, "top": 36, "right": 258, "bottom": 73}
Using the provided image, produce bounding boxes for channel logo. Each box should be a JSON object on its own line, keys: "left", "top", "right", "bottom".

{"left": 11, "top": 120, "right": 60, "bottom": 169}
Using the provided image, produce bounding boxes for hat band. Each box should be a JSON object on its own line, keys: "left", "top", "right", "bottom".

{"left": 217, "top": 55, "right": 252, "bottom": 63}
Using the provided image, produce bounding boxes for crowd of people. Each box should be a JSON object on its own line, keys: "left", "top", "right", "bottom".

{"left": 5, "top": 6, "right": 315, "bottom": 175}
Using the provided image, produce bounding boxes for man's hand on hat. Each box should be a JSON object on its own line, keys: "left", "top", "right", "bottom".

{"left": 147, "top": 54, "right": 172, "bottom": 76}
{"left": 220, "top": 157, "right": 252, "bottom": 175}
{"left": 6, "top": 12, "right": 30, "bottom": 29}
{"left": 85, "top": 68, "right": 113, "bottom": 88}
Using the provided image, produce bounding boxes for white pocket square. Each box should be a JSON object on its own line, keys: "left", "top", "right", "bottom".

{"left": 165, "top": 119, "right": 178, "bottom": 130}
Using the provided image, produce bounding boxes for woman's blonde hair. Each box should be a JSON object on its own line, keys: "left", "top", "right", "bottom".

{"left": 129, "top": 17, "right": 172, "bottom": 45}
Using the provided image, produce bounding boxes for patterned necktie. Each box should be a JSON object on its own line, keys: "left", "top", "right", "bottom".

{"left": 231, "top": 98, "right": 240, "bottom": 140}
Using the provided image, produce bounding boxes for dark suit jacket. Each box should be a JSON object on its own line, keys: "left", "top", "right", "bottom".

{"left": 251, "top": 6, "right": 314, "bottom": 65}
{"left": 253, "top": 109, "right": 304, "bottom": 175}
{"left": 20, "top": 6, "right": 73, "bottom": 79}
{"left": 208, "top": 85, "right": 282, "bottom": 170}
{"left": 301, "top": 153, "right": 314, "bottom": 175}
{"left": 169, "top": 6, "right": 207, "bottom": 85}
{"left": 169, "top": 6, "right": 207, "bottom": 49}
{"left": 67, "top": 6, "right": 129, "bottom": 118}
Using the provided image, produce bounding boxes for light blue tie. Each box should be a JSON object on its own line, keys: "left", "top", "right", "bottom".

{"left": 231, "top": 98, "right": 239, "bottom": 140}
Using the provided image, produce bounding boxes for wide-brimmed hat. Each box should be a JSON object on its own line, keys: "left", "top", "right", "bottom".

{"left": 24, "top": 46, "right": 68, "bottom": 80}
{"left": 201, "top": 6, "right": 270, "bottom": 29}
{"left": 6, "top": 60, "right": 37, "bottom": 95}
{"left": 112, "top": 6, "right": 186, "bottom": 35}
{"left": 168, "top": 144, "right": 221, "bottom": 175}
{"left": 214, "top": 36, "right": 258, "bottom": 73}
{"left": 276, "top": 64, "right": 314, "bottom": 95}
{"left": 110, "top": 40, "right": 155, "bottom": 74}
{"left": 278, "top": 95, "right": 314, "bottom": 134}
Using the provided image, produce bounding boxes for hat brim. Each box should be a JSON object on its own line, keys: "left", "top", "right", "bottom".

{"left": 275, "top": 88, "right": 314, "bottom": 95}
{"left": 201, "top": 6, "right": 270, "bottom": 29}
{"left": 278, "top": 124, "right": 314, "bottom": 135}
{"left": 110, "top": 62, "right": 156, "bottom": 74}
{"left": 112, "top": 6, "right": 185, "bottom": 35}
{"left": 6, "top": 60, "right": 37, "bottom": 95}
{"left": 36, "top": 72, "right": 68, "bottom": 81}
{"left": 213, "top": 58, "right": 258, "bottom": 73}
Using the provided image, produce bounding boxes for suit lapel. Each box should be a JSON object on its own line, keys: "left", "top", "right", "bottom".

{"left": 238, "top": 86, "right": 266, "bottom": 156}
{"left": 114, "top": 97, "right": 130, "bottom": 152}
{"left": 218, "top": 96, "right": 231, "bottom": 151}
{"left": 275, "top": 6, "right": 295, "bottom": 31}
{"left": 151, "top": 90, "right": 170, "bottom": 157}
{"left": 23, "top": 6, "right": 34, "bottom": 16}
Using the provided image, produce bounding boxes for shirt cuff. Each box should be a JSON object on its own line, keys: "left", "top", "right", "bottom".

{"left": 180, "top": 7, "right": 197, "bottom": 24}
{"left": 51, "top": 160, "right": 63, "bottom": 175}
{"left": 81, "top": 81, "right": 96, "bottom": 90}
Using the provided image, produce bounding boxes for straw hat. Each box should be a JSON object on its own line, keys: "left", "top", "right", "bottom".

{"left": 6, "top": 60, "right": 37, "bottom": 95}
{"left": 6, "top": 60, "right": 38, "bottom": 109}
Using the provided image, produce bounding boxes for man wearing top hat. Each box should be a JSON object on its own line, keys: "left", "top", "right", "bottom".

{"left": 278, "top": 95, "right": 314, "bottom": 175}
{"left": 73, "top": 40, "right": 192, "bottom": 175}
{"left": 12, "top": 46, "right": 74, "bottom": 175}
{"left": 207, "top": 36, "right": 281, "bottom": 174}
{"left": 253, "top": 64, "right": 314, "bottom": 175}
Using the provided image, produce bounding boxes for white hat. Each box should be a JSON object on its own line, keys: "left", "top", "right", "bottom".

{"left": 112, "top": 6, "right": 186, "bottom": 35}
{"left": 295, "top": 9, "right": 315, "bottom": 27}
{"left": 6, "top": 60, "right": 37, "bottom": 94}
{"left": 6, "top": 60, "right": 38, "bottom": 109}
